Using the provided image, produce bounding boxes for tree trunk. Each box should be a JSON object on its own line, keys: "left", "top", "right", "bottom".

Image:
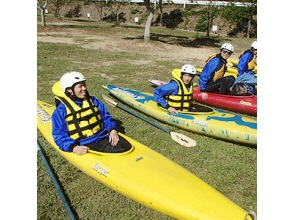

{"left": 247, "top": 18, "right": 251, "bottom": 38}
{"left": 159, "top": 0, "right": 163, "bottom": 26}
{"left": 144, "top": 11, "right": 153, "bottom": 42}
{"left": 37, "top": 0, "right": 47, "bottom": 27}
{"left": 206, "top": 14, "right": 210, "bottom": 37}
{"left": 41, "top": 9, "right": 46, "bottom": 26}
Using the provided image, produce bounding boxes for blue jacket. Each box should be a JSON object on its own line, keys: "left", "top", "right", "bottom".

{"left": 154, "top": 80, "right": 180, "bottom": 108}
{"left": 233, "top": 74, "right": 257, "bottom": 95}
{"left": 238, "top": 51, "right": 255, "bottom": 76}
{"left": 198, "top": 56, "right": 222, "bottom": 91}
{"left": 52, "top": 96, "right": 116, "bottom": 152}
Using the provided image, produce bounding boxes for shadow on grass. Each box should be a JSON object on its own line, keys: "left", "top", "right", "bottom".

{"left": 123, "top": 33, "right": 222, "bottom": 49}
{"left": 42, "top": 22, "right": 232, "bottom": 49}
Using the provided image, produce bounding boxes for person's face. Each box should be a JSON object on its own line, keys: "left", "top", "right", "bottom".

{"left": 238, "top": 84, "right": 248, "bottom": 95}
{"left": 182, "top": 73, "right": 194, "bottom": 85}
{"left": 252, "top": 49, "right": 257, "bottom": 56}
{"left": 68, "top": 81, "right": 87, "bottom": 99}
{"left": 220, "top": 49, "right": 232, "bottom": 59}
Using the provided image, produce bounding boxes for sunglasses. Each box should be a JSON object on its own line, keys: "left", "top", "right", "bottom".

{"left": 222, "top": 50, "right": 232, "bottom": 55}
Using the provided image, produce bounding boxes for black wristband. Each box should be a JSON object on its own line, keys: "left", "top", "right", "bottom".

{"left": 69, "top": 144, "right": 76, "bottom": 152}
{"left": 165, "top": 104, "right": 170, "bottom": 109}
{"left": 109, "top": 128, "right": 116, "bottom": 133}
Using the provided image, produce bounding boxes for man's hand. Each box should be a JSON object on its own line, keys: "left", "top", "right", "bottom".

{"left": 168, "top": 106, "right": 178, "bottom": 115}
{"left": 73, "top": 145, "right": 89, "bottom": 155}
{"left": 109, "top": 129, "right": 119, "bottom": 146}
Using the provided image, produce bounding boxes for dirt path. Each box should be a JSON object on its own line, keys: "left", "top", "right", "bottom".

{"left": 37, "top": 22, "right": 240, "bottom": 68}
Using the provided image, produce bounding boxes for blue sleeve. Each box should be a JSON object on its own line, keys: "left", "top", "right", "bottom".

{"left": 154, "top": 80, "right": 178, "bottom": 108}
{"left": 198, "top": 57, "right": 220, "bottom": 91}
{"left": 52, "top": 103, "right": 76, "bottom": 152}
{"left": 238, "top": 52, "right": 251, "bottom": 76}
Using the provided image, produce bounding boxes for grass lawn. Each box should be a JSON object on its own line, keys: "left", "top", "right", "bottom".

{"left": 37, "top": 17, "right": 257, "bottom": 220}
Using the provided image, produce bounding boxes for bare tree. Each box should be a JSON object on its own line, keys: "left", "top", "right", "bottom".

{"left": 91, "top": 0, "right": 128, "bottom": 24}
{"left": 144, "top": 0, "right": 160, "bottom": 42}
{"left": 51, "top": 0, "right": 66, "bottom": 18}
{"left": 108, "top": 0, "right": 129, "bottom": 25}
{"left": 202, "top": 0, "right": 220, "bottom": 37}
{"left": 244, "top": 0, "right": 257, "bottom": 38}
{"left": 92, "top": 0, "right": 107, "bottom": 21}
{"left": 37, "top": 0, "right": 48, "bottom": 27}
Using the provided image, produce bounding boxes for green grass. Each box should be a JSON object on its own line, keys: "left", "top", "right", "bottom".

{"left": 37, "top": 19, "right": 256, "bottom": 219}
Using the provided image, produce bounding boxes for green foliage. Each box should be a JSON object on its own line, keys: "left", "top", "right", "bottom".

{"left": 130, "top": 7, "right": 140, "bottom": 14}
{"left": 221, "top": 3, "right": 257, "bottom": 37}
{"left": 195, "top": 14, "right": 207, "bottom": 32}
{"left": 184, "top": 8, "right": 197, "bottom": 16}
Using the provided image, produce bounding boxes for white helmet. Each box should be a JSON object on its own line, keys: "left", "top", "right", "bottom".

{"left": 221, "top": 43, "right": 234, "bottom": 52}
{"left": 60, "top": 71, "right": 86, "bottom": 92}
{"left": 181, "top": 64, "right": 196, "bottom": 75}
{"left": 251, "top": 41, "right": 257, "bottom": 50}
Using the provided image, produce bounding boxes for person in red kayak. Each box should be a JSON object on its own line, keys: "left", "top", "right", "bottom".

{"left": 51, "top": 71, "right": 131, "bottom": 155}
{"left": 231, "top": 73, "right": 257, "bottom": 96}
{"left": 198, "top": 43, "right": 235, "bottom": 100}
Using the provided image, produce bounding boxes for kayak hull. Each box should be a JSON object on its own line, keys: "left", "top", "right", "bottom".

{"left": 37, "top": 100, "right": 254, "bottom": 219}
{"left": 103, "top": 85, "right": 257, "bottom": 146}
{"left": 192, "top": 86, "right": 257, "bottom": 116}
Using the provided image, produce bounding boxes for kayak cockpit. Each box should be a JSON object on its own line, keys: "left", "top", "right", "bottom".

{"left": 89, "top": 144, "right": 134, "bottom": 156}
{"left": 88, "top": 135, "right": 135, "bottom": 156}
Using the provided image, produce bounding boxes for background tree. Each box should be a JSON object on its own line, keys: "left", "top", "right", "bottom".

{"left": 143, "top": 0, "right": 153, "bottom": 42}
{"left": 51, "top": 0, "right": 75, "bottom": 18}
{"left": 196, "top": 0, "right": 221, "bottom": 37}
{"left": 143, "top": 0, "right": 168, "bottom": 42}
{"left": 107, "top": 0, "right": 129, "bottom": 25}
{"left": 221, "top": 0, "right": 257, "bottom": 38}
{"left": 51, "top": 0, "right": 65, "bottom": 18}
{"left": 90, "top": 0, "right": 108, "bottom": 21}
{"left": 89, "top": 0, "right": 128, "bottom": 25}
{"left": 37, "top": 0, "right": 48, "bottom": 26}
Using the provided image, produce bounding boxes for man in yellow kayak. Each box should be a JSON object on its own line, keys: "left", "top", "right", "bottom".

{"left": 51, "top": 71, "right": 131, "bottom": 155}
{"left": 154, "top": 64, "right": 211, "bottom": 115}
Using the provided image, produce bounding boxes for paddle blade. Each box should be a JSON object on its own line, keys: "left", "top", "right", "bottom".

{"left": 170, "top": 132, "right": 196, "bottom": 147}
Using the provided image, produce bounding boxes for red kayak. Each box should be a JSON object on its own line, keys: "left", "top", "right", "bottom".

{"left": 148, "top": 79, "right": 257, "bottom": 116}
{"left": 192, "top": 86, "right": 257, "bottom": 116}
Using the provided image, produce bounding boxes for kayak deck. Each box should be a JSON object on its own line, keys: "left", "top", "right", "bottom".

{"left": 102, "top": 84, "right": 257, "bottom": 146}
{"left": 37, "top": 100, "right": 255, "bottom": 219}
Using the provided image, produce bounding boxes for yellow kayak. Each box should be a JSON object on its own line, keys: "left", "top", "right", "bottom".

{"left": 37, "top": 100, "right": 255, "bottom": 220}
{"left": 102, "top": 85, "right": 257, "bottom": 146}
{"left": 196, "top": 67, "right": 257, "bottom": 78}
{"left": 228, "top": 58, "right": 258, "bottom": 75}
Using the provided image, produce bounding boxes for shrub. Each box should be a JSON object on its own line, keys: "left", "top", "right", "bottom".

{"left": 130, "top": 7, "right": 140, "bottom": 14}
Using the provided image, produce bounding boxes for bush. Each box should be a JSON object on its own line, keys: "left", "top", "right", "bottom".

{"left": 130, "top": 7, "right": 140, "bottom": 14}
{"left": 195, "top": 14, "right": 207, "bottom": 32}
{"left": 162, "top": 9, "right": 183, "bottom": 29}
